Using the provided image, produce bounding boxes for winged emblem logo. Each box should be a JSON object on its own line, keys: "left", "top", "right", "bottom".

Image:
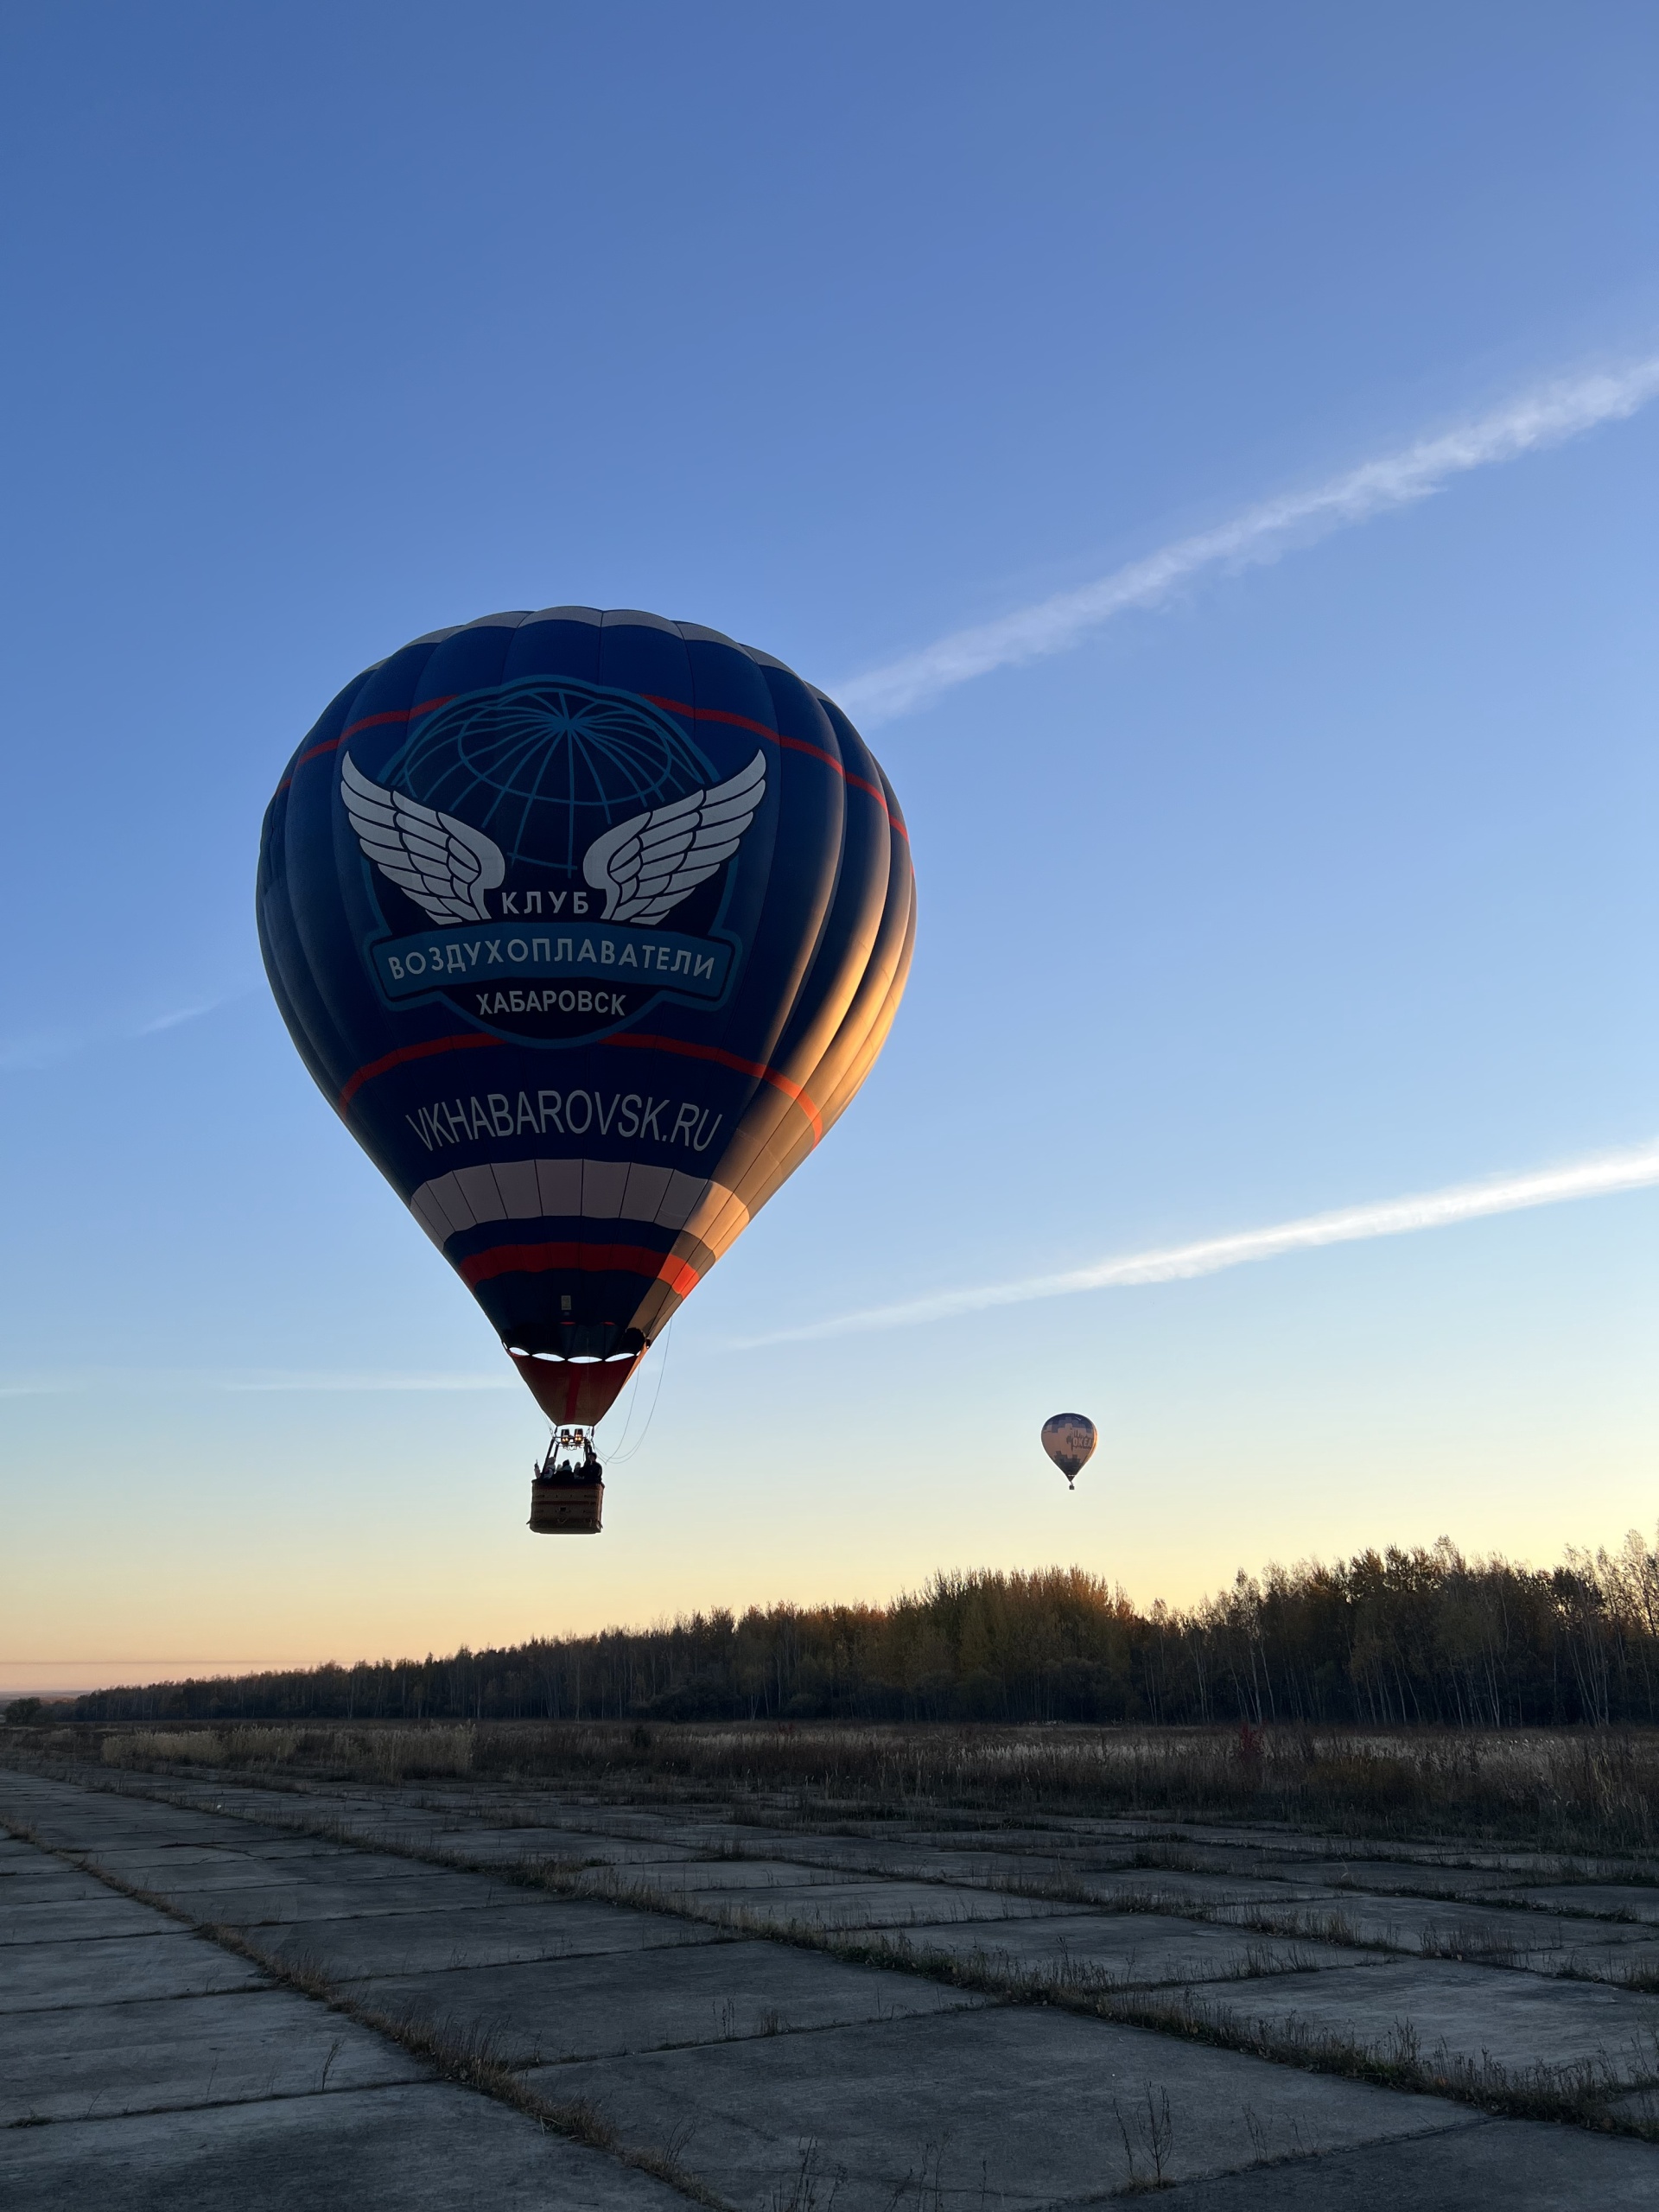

{"left": 341, "top": 748, "right": 766, "bottom": 931}
{"left": 340, "top": 753, "right": 505, "bottom": 925}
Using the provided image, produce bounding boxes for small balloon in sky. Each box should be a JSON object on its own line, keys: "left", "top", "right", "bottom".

{"left": 1041, "top": 1413, "right": 1098, "bottom": 1489}
{"left": 257, "top": 608, "right": 915, "bottom": 1533}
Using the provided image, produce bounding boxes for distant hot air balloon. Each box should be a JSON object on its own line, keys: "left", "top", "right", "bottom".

{"left": 257, "top": 609, "right": 915, "bottom": 1533}
{"left": 1041, "top": 1414, "right": 1097, "bottom": 1489}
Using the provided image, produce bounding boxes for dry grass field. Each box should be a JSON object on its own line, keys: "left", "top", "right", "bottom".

{"left": 76, "top": 1717, "right": 1659, "bottom": 1855}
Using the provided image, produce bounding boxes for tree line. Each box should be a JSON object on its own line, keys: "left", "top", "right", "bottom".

{"left": 66, "top": 1529, "right": 1659, "bottom": 1730}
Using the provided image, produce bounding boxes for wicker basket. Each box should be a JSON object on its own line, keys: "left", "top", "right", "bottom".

{"left": 528, "top": 1480, "right": 604, "bottom": 1535}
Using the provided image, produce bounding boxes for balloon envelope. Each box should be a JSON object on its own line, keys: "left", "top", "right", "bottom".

{"left": 257, "top": 609, "right": 914, "bottom": 1424}
{"left": 1041, "top": 1413, "right": 1098, "bottom": 1484}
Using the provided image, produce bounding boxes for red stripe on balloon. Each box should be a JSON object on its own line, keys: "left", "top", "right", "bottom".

{"left": 643, "top": 694, "right": 908, "bottom": 842}
{"left": 605, "top": 1031, "right": 823, "bottom": 1141}
{"left": 337, "top": 695, "right": 455, "bottom": 745}
{"left": 334, "top": 1024, "right": 819, "bottom": 1124}
{"left": 337, "top": 1031, "right": 494, "bottom": 1110}
{"left": 276, "top": 696, "right": 456, "bottom": 791}
{"left": 460, "top": 1239, "right": 702, "bottom": 1293}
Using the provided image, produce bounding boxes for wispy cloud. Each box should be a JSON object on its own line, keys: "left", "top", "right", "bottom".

{"left": 0, "top": 991, "right": 246, "bottom": 1074}
{"left": 731, "top": 1138, "right": 1659, "bottom": 1349}
{"left": 134, "top": 1000, "right": 228, "bottom": 1039}
{"left": 838, "top": 355, "right": 1659, "bottom": 724}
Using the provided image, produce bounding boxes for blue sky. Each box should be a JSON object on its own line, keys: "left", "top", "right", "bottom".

{"left": 3, "top": 3, "right": 1657, "bottom": 1686}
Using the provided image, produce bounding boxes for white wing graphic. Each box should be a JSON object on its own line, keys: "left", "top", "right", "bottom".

{"left": 582, "top": 750, "right": 767, "bottom": 925}
{"left": 340, "top": 753, "right": 505, "bottom": 926}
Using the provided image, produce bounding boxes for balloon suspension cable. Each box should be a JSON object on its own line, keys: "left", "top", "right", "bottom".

{"left": 597, "top": 1317, "right": 674, "bottom": 1468}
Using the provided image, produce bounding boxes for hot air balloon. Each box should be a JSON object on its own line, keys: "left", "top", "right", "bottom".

{"left": 1041, "top": 1414, "right": 1097, "bottom": 1489}
{"left": 257, "top": 609, "right": 915, "bottom": 1532}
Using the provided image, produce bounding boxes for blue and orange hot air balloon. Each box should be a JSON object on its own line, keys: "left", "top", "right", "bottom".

{"left": 257, "top": 609, "right": 914, "bottom": 1530}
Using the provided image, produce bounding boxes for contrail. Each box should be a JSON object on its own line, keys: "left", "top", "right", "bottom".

{"left": 730, "top": 1138, "right": 1659, "bottom": 1349}
{"left": 837, "top": 355, "right": 1659, "bottom": 724}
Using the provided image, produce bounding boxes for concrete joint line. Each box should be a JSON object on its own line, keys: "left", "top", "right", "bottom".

{"left": 11, "top": 1770, "right": 1659, "bottom": 2146}
{"left": 0, "top": 1806, "right": 737, "bottom": 2209}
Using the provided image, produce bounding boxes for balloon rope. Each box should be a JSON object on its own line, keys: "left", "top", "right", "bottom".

{"left": 601, "top": 1341, "right": 652, "bottom": 1459}
{"left": 600, "top": 1319, "right": 674, "bottom": 1465}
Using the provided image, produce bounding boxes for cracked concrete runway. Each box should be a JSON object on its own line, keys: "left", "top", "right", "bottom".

{"left": 3, "top": 1758, "right": 1657, "bottom": 2208}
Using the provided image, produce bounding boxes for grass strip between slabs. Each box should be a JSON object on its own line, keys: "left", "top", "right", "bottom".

{"left": 78, "top": 1751, "right": 1659, "bottom": 1995}
{"left": 519, "top": 1866, "right": 1659, "bottom": 2140}
{"left": 11, "top": 1767, "right": 1659, "bottom": 2145}
{"left": 0, "top": 1812, "right": 735, "bottom": 2209}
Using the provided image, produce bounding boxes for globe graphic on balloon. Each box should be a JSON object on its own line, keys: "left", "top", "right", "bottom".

{"left": 382, "top": 677, "right": 716, "bottom": 878}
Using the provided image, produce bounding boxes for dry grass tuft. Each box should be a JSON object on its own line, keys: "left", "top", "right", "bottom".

{"left": 99, "top": 1723, "right": 474, "bottom": 1783}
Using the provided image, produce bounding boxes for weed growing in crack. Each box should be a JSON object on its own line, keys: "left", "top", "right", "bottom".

{"left": 1112, "top": 2086, "right": 1174, "bottom": 2192}
{"left": 770, "top": 2141, "right": 842, "bottom": 2212}
{"left": 662, "top": 2116, "right": 698, "bottom": 2164}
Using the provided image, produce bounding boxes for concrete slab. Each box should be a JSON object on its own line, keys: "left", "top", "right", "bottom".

{"left": 0, "top": 1929, "right": 270, "bottom": 2011}
{"left": 532, "top": 2000, "right": 1478, "bottom": 2209}
{"left": 1146, "top": 2115, "right": 1659, "bottom": 2208}
{"left": 1179, "top": 1957, "right": 1659, "bottom": 2078}
{"left": 0, "top": 1893, "right": 183, "bottom": 1944}
{"left": 0, "top": 1777, "right": 300, "bottom": 1835}
{"left": 3, "top": 1809, "right": 259, "bottom": 1854}
{"left": 68, "top": 1855, "right": 415, "bottom": 1898}
{"left": 363, "top": 1937, "right": 986, "bottom": 2063}
{"left": 10, "top": 1764, "right": 1656, "bottom": 2207}
{"left": 91, "top": 1840, "right": 422, "bottom": 1878}
{"left": 262, "top": 1898, "right": 728, "bottom": 1980}
{"left": 119, "top": 1871, "right": 556, "bottom": 1926}
{"left": 0, "top": 1987, "right": 424, "bottom": 2124}
{"left": 0, "top": 1863, "right": 115, "bottom": 1902}
{"left": 0, "top": 2081, "right": 691, "bottom": 2212}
